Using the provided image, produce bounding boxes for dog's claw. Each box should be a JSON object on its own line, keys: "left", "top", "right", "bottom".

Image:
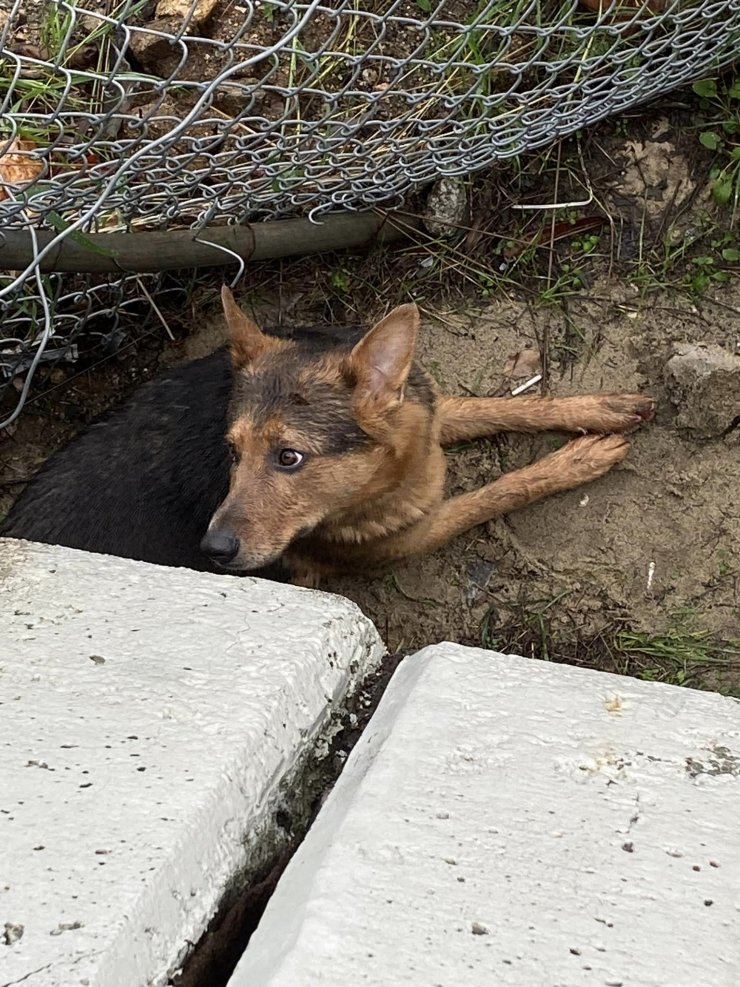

{"left": 602, "top": 394, "right": 655, "bottom": 432}
{"left": 608, "top": 394, "right": 655, "bottom": 431}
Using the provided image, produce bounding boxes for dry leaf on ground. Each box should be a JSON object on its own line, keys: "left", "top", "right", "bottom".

{"left": 503, "top": 348, "right": 542, "bottom": 380}
{"left": 0, "top": 139, "right": 44, "bottom": 201}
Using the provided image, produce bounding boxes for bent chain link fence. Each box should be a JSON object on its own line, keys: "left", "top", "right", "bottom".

{"left": 1, "top": 0, "right": 739, "bottom": 424}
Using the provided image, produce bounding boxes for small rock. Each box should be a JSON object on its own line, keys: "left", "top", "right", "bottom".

{"left": 464, "top": 559, "right": 495, "bottom": 608}
{"left": 423, "top": 177, "right": 469, "bottom": 239}
{"left": 664, "top": 343, "right": 740, "bottom": 439}
{"left": 471, "top": 921, "right": 489, "bottom": 935}
{"left": 127, "top": 20, "right": 180, "bottom": 74}
{"left": 156, "top": 0, "right": 220, "bottom": 23}
{"left": 3, "top": 922, "right": 24, "bottom": 945}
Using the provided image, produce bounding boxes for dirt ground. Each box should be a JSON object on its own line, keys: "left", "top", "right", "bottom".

{"left": 2, "top": 103, "right": 739, "bottom": 695}
{"left": 4, "top": 275, "right": 739, "bottom": 690}
{"left": 334, "top": 283, "right": 740, "bottom": 674}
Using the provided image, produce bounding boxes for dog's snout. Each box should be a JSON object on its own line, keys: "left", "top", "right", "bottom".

{"left": 200, "top": 528, "right": 240, "bottom": 564}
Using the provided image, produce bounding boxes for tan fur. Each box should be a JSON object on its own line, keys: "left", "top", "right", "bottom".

{"left": 222, "top": 284, "right": 288, "bottom": 366}
{"left": 208, "top": 289, "right": 654, "bottom": 585}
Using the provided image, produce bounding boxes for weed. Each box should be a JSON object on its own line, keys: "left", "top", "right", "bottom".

{"left": 330, "top": 267, "right": 352, "bottom": 294}
{"left": 570, "top": 233, "right": 601, "bottom": 256}
{"left": 480, "top": 590, "right": 572, "bottom": 661}
{"left": 0, "top": 0, "right": 151, "bottom": 121}
{"left": 686, "top": 253, "right": 733, "bottom": 293}
{"left": 692, "top": 74, "right": 740, "bottom": 220}
{"left": 479, "top": 594, "right": 740, "bottom": 694}
{"left": 614, "top": 626, "right": 740, "bottom": 689}
{"left": 536, "top": 263, "right": 588, "bottom": 305}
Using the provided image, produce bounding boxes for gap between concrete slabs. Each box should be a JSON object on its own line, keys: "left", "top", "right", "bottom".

{"left": 0, "top": 538, "right": 385, "bottom": 987}
{"left": 175, "top": 650, "right": 404, "bottom": 987}
{"left": 230, "top": 643, "right": 740, "bottom": 987}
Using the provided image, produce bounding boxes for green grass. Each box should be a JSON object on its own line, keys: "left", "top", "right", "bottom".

{"left": 0, "top": 0, "right": 152, "bottom": 121}
{"left": 480, "top": 590, "right": 573, "bottom": 662}
{"left": 479, "top": 596, "right": 740, "bottom": 695}
{"left": 613, "top": 626, "right": 740, "bottom": 689}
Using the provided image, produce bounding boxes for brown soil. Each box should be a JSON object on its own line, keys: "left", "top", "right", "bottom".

{"left": 331, "top": 282, "right": 740, "bottom": 669}
{"left": 4, "top": 274, "right": 738, "bottom": 689}
{"left": 2, "top": 107, "right": 739, "bottom": 694}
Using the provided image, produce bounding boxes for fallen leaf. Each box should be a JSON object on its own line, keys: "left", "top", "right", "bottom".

{"left": 504, "top": 349, "right": 541, "bottom": 380}
{"left": 547, "top": 216, "right": 606, "bottom": 244}
{"left": 0, "top": 139, "right": 44, "bottom": 201}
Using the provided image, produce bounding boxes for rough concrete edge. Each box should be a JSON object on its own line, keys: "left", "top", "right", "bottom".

{"left": 106, "top": 617, "right": 386, "bottom": 987}
{"left": 228, "top": 642, "right": 740, "bottom": 985}
{"left": 228, "top": 652, "right": 433, "bottom": 985}
{"left": 0, "top": 538, "right": 387, "bottom": 987}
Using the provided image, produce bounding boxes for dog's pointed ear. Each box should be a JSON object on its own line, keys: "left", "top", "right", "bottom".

{"left": 221, "top": 285, "right": 273, "bottom": 367}
{"left": 349, "top": 303, "right": 420, "bottom": 413}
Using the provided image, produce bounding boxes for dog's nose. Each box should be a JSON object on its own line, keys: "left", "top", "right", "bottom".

{"left": 200, "top": 528, "right": 240, "bottom": 564}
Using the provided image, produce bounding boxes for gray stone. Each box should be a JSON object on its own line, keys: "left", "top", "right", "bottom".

{"left": 423, "top": 177, "right": 469, "bottom": 239}
{"left": 664, "top": 342, "right": 740, "bottom": 438}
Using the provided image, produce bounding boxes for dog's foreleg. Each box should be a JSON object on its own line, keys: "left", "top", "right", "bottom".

{"left": 289, "top": 564, "right": 323, "bottom": 590}
{"left": 357, "top": 434, "right": 630, "bottom": 566}
{"left": 437, "top": 393, "right": 654, "bottom": 444}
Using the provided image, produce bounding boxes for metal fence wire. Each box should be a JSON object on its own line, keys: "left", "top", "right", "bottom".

{"left": 1, "top": 0, "right": 739, "bottom": 422}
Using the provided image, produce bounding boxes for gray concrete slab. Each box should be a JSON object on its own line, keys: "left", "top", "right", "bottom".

{"left": 231, "top": 643, "right": 740, "bottom": 987}
{"left": 0, "top": 538, "right": 384, "bottom": 987}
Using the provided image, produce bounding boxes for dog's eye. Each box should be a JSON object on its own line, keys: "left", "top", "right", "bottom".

{"left": 276, "top": 448, "right": 304, "bottom": 470}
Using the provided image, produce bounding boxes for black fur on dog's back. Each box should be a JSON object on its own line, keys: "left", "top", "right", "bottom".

{"left": 0, "top": 324, "right": 363, "bottom": 575}
{"left": 1, "top": 350, "right": 234, "bottom": 571}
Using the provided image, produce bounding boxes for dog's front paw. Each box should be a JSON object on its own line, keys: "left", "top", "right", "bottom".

{"left": 551, "top": 433, "right": 631, "bottom": 482}
{"left": 600, "top": 394, "right": 655, "bottom": 433}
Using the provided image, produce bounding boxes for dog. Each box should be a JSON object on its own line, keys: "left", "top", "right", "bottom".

{"left": 1, "top": 287, "right": 654, "bottom": 586}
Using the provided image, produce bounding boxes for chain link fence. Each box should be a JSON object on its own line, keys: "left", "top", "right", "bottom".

{"left": 1, "top": 0, "right": 739, "bottom": 423}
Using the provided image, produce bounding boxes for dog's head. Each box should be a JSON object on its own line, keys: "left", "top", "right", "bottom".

{"left": 201, "top": 286, "right": 432, "bottom": 572}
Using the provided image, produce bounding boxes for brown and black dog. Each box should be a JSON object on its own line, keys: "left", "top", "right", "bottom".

{"left": 204, "top": 288, "right": 653, "bottom": 586}
{"left": 2, "top": 287, "right": 652, "bottom": 583}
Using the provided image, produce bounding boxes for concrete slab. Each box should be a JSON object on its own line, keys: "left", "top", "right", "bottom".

{"left": 231, "top": 643, "right": 740, "bottom": 987}
{"left": 0, "top": 539, "right": 384, "bottom": 987}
